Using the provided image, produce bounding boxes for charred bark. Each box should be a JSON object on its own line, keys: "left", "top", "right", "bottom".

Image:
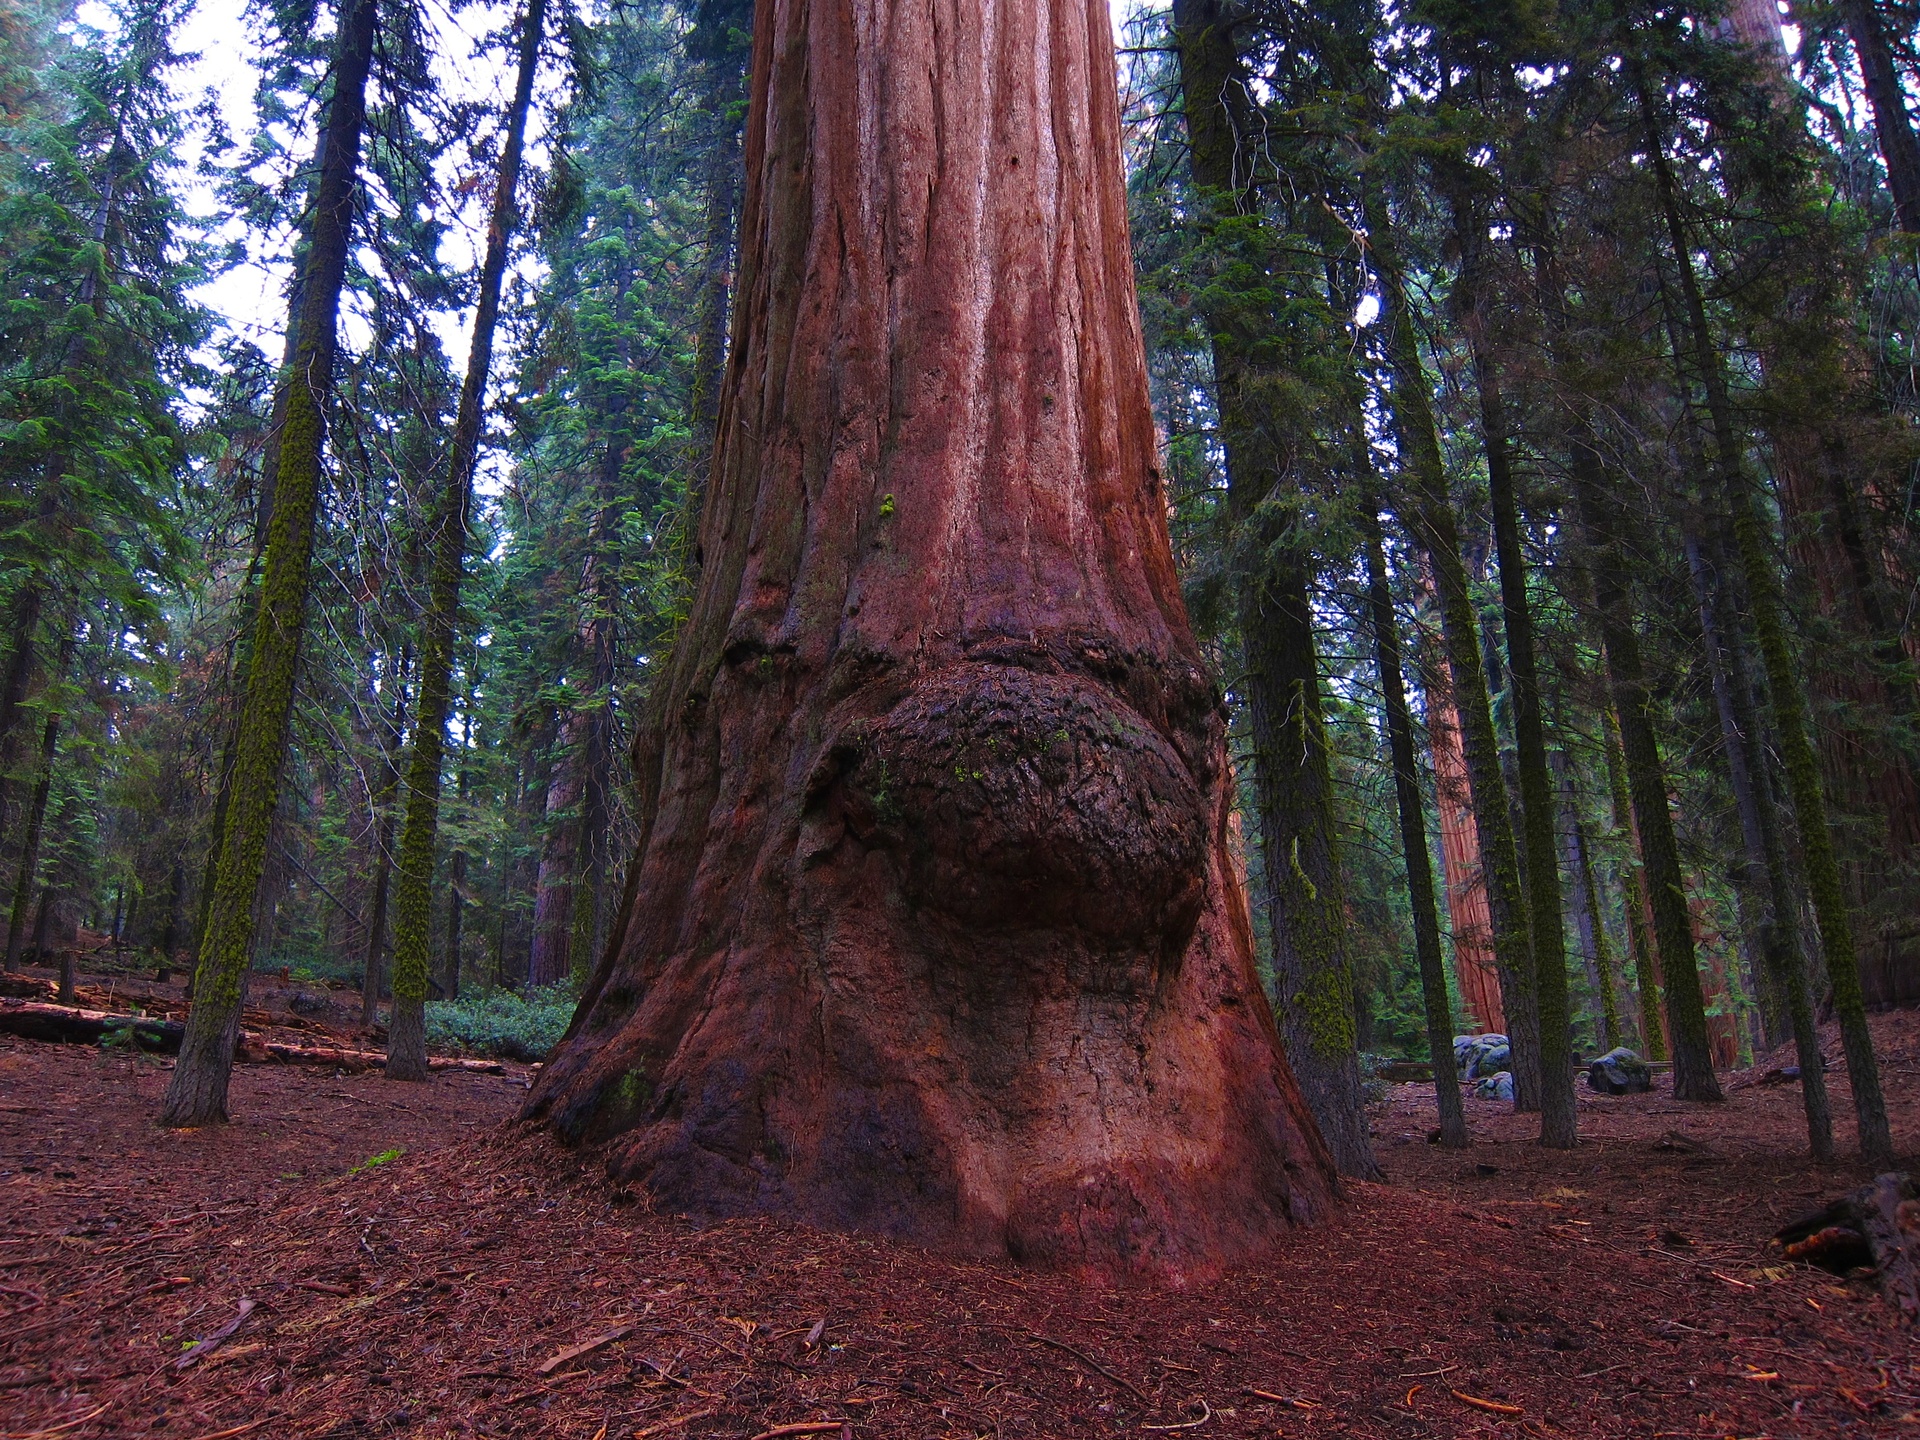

{"left": 524, "top": 0, "right": 1336, "bottom": 1272}
{"left": 1777, "top": 1173, "right": 1920, "bottom": 1322}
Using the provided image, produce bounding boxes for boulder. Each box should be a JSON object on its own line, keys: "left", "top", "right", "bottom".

{"left": 1454, "top": 1032, "right": 1510, "bottom": 1081}
{"left": 1474, "top": 1070, "right": 1515, "bottom": 1102}
{"left": 1587, "top": 1046, "right": 1653, "bottom": 1095}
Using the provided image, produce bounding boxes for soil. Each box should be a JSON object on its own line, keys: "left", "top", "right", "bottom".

{"left": 4, "top": 964, "right": 1918, "bottom": 1439}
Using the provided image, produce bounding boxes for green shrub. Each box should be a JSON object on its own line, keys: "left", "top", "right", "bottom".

{"left": 424, "top": 984, "right": 577, "bottom": 1061}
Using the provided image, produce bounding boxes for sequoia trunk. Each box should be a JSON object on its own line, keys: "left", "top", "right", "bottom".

{"left": 523, "top": 0, "right": 1336, "bottom": 1273}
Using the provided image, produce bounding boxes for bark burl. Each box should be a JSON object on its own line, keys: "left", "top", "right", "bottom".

{"left": 523, "top": 0, "right": 1337, "bottom": 1272}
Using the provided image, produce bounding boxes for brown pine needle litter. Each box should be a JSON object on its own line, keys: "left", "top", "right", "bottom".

{"left": 5, "top": 1013, "right": 1920, "bottom": 1437}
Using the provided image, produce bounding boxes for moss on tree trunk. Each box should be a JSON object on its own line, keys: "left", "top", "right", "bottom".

{"left": 387, "top": 0, "right": 547, "bottom": 1081}
{"left": 1364, "top": 179, "right": 1541, "bottom": 1113}
{"left": 158, "top": 0, "right": 379, "bottom": 1128}
{"left": 1172, "top": 0, "right": 1378, "bottom": 1180}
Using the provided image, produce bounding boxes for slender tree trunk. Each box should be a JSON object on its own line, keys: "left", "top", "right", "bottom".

{"left": 1448, "top": 186, "right": 1575, "bottom": 1145}
{"left": 522, "top": 0, "right": 1337, "bottom": 1268}
{"left": 156, "top": 858, "right": 184, "bottom": 978}
{"left": 442, "top": 755, "right": 468, "bottom": 1001}
{"left": 1364, "top": 179, "right": 1541, "bottom": 1111}
{"left": 569, "top": 675, "right": 611, "bottom": 985}
{"left": 160, "top": 0, "right": 379, "bottom": 1127}
{"left": 682, "top": 0, "right": 752, "bottom": 556}
{"left": 4, "top": 710, "right": 61, "bottom": 971}
{"left": 528, "top": 715, "right": 582, "bottom": 988}
{"left": 1638, "top": 67, "right": 1889, "bottom": 1157}
{"left": 1684, "top": 528, "right": 1787, "bottom": 1021}
{"left": 1353, "top": 422, "right": 1469, "bottom": 1148}
{"left": 1598, "top": 702, "right": 1663, "bottom": 1058}
{"left": 1564, "top": 430, "right": 1722, "bottom": 1101}
{"left": 359, "top": 646, "right": 409, "bottom": 1026}
{"left": 1840, "top": 0, "right": 1920, "bottom": 231}
{"left": 1172, "top": 0, "right": 1377, "bottom": 1179}
{"left": 1552, "top": 751, "right": 1619, "bottom": 1052}
{"left": 561, "top": 439, "right": 626, "bottom": 989}
{"left": 0, "top": 584, "right": 45, "bottom": 847}
{"left": 387, "top": 0, "right": 546, "bottom": 1079}
{"left": 359, "top": 803, "right": 397, "bottom": 1024}
{"left": 4, "top": 616, "right": 75, "bottom": 971}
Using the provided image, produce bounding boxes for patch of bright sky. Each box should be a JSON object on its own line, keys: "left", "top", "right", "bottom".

{"left": 94, "top": 0, "right": 558, "bottom": 507}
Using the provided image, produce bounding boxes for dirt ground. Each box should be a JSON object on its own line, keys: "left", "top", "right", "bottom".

{"left": 3, "top": 982, "right": 1919, "bottom": 1440}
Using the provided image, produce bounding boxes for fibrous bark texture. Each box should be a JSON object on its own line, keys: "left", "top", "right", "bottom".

{"left": 1426, "top": 654, "right": 1503, "bottom": 1033}
{"left": 524, "top": 0, "right": 1337, "bottom": 1274}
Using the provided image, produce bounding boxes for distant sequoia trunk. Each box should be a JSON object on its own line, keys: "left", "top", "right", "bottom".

{"left": 523, "top": 0, "right": 1337, "bottom": 1273}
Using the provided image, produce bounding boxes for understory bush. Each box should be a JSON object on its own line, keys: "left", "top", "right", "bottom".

{"left": 424, "top": 984, "right": 577, "bottom": 1061}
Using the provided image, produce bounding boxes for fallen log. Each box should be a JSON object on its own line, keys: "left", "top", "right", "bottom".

{"left": 0, "top": 999, "right": 183, "bottom": 1051}
{"left": 252, "top": 1040, "right": 504, "bottom": 1074}
{"left": 0, "top": 999, "right": 505, "bottom": 1074}
{"left": 1775, "top": 1171, "right": 1920, "bottom": 1321}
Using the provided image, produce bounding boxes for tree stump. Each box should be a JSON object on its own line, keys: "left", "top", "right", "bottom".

{"left": 521, "top": 0, "right": 1337, "bottom": 1275}
{"left": 1776, "top": 1172, "right": 1920, "bottom": 1320}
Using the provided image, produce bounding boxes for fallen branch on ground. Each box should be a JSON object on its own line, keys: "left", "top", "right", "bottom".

{"left": 0, "top": 999, "right": 505, "bottom": 1072}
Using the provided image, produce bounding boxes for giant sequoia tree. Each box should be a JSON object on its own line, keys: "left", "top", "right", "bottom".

{"left": 523, "top": 0, "right": 1337, "bottom": 1270}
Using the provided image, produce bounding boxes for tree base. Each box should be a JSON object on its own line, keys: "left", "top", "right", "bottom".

{"left": 386, "top": 1001, "right": 429, "bottom": 1082}
{"left": 527, "top": 660, "right": 1337, "bottom": 1278}
{"left": 159, "top": 1027, "right": 235, "bottom": 1127}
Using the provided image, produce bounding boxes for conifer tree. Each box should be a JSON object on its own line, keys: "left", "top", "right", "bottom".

{"left": 161, "top": 0, "right": 381, "bottom": 1126}
{"left": 387, "top": 0, "right": 548, "bottom": 1080}
{"left": 1172, "top": 0, "right": 1378, "bottom": 1180}
{"left": 1362, "top": 177, "right": 1542, "bottom": 1113}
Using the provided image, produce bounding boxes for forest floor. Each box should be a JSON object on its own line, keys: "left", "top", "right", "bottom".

{"left": 3, "top": 970, "right": 1918, "bottom": 1440}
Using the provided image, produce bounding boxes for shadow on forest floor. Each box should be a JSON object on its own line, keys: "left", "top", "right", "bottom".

{"left": 3, "top": 981, "right": 1918, "bottom": 1438}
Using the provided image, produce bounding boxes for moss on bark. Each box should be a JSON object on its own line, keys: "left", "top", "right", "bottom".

{"left": 386, "top": 0, "right": 547, "bottom": 1083}
{"left": 159, "top": 0, "right": 378, "bottom": 1127}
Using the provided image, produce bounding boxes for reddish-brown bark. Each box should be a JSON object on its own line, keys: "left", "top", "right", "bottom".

{"left": 523, "top": 0, "right": 1336, "bottom": 1272}
{"left": 528, "top": 710, "right": 583, "bottom": 988}
{"left": 1426, "top": 663, "right": 1503, "bottom": 1035}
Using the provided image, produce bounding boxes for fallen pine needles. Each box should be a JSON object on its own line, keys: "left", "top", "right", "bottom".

{"left": 632, "top": 1407, "right": 718, "bottom": 1437}
{"left": 1140, "top": 1399, "right": 1213, "bottom": 1430}
{"left": 1, "top": 1401, "right": 111, "bottom": 1439}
